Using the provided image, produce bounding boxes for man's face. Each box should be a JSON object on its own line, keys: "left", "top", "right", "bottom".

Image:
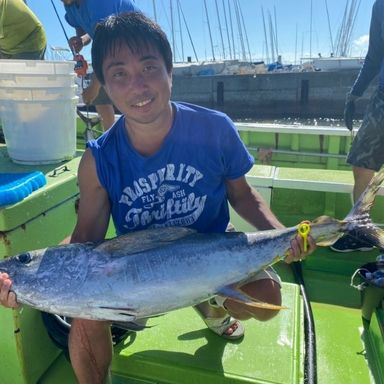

{"left": 102, "top": 43, "right": 173, "bottom": 128}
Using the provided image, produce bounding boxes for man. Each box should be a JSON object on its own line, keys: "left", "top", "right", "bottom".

{"left": 331, "top": 0, "right": 384, "bottom": 252}
{"left": 61, "top": 0, "right": 140, "bottom": 130}
{"left": 0, "top": 0, "right": 46, "bottom": 59}
{"left": 0, "top": 13, "right": 315, "bottom": 384}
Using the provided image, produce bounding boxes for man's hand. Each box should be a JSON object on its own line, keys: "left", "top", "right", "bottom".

{"left": 284, "top": 234, "right": 316, "bottom": 264}
{"left": 0, "top": 273, "right": 19, "bottom": 308}
{"left": 68, "top": 36, "right": 84, "bottom": 53}
{"left": 344, "top": 93, "right": 358, "bottom": 131}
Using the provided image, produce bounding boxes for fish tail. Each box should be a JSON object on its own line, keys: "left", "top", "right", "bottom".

{"left": 345, "top": 167, "right": 384, "bottom": 249}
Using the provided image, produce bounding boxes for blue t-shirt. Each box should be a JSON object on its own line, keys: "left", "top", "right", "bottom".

{"left": 87, "top": 102, "right": 254, "bottom": 235}
{"left": 64, "top": 0, "right": 139, "bottom": 38}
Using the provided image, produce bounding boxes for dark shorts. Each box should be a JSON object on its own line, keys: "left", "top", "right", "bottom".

{"left": 92, "top": 86, "right": 113, "bottom": 106}
{"left": 347, "top": 88, "right": 384, "bottom": 171}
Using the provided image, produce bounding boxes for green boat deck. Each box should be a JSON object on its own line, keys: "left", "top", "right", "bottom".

{"left": 37, "top": 280, "right": 384, "bottom": 384}
{"left": 41, "top": 283, "right": 302, "bottom": 384}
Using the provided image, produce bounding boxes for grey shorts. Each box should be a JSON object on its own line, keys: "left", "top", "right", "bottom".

{"left": 92, "top": 86, "right": 113, "bottom": 106}
{"left": 347, "top": 88, "right": 384, "bottom": 171}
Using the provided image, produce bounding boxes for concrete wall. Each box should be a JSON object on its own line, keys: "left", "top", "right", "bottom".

{"left": 171, "top": 69, "right": 376, "bottom": 120}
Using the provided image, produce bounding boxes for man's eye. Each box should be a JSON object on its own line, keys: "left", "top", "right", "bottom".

{"left": 18, "top": 253, "right": 32, "bottom": 264}
{"left": 112, "top": 71, "right": 125, "bottom": 78}
{"left": 144, "top": 65, "right": 157, "bottom": 72}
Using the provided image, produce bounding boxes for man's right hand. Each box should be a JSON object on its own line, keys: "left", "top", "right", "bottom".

{"left": 68, "top": 36, "right": 84, "bottom": 53}
{"left": 0, "top": 273, "right": 19, "bottom": 308}
{"left": 344, "top": 93, "right": 357, "bottom": 131}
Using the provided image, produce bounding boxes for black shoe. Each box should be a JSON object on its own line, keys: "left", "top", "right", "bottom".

{"left": 330, "top": 232, "right": 375, "bottom": 253}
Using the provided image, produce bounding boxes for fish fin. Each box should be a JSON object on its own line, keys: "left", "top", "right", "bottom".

{"left": 340, "top": 167, "right": 384, "bottom": 248}
{"left": 95, "top": 227, "right": 197, "bottom": 257}
{"left": 98, "top": 306, "right": 138, "bottom": 322}
{"left": 217, "top": 285, "right": 285, "bottom": 311}
{"left": 349, "top": 224, "right": 384, "bottom": 249}
{"left": 345, "top": 167, "right": 384, "bottom": 221}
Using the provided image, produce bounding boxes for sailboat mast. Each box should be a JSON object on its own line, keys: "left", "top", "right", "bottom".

{"left": 222, "top": 0, "right": 233, "bottom": 59}
{"left": 273, "top": 6, "right": 279, "bottom": 59}
{"left": 152, "top": 0, "right": 157, "bottom": 22}
{"left": 268, "top": 11, "right": 275, "bottom": 63}
{"left": 261, "top": 6, "right": 270, "bottom": 64}
{"left": 294, "top": 23, "right": 298, "bottom": 65}
{"left": 176, "top": 0, "right": 185, "bottom": 62}
{"left": 228, "top": 0, "right": 236, "bottom": 60}
{"left": 324, "top": 0, "right": 334, "bottom": 55}
{"left": 234, "top": 0, "right": 246, "bottom": 61}
{"left": 237, "top": 0, "right": 252, "bottom": 62}
{"left": 170, "top": 0, "right": 176, "bottom": 61}
{"left": 177, "top": 0, "right": 199, "bottom": 62}
{"left": 203, "top": 0, "right": 215, "bottom": 61}
{"left": 309, "top": 0, "right": 313, "bottom": 59}
{"left": 215, "top": 0, "right": 226, "bottom": 59}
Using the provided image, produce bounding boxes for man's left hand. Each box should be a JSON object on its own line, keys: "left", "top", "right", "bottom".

{"left": 285, "top": 235, "right": 316, "bottom": 263}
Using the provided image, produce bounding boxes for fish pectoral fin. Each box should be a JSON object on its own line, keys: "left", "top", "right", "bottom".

{"left": 217, "top": 285, "right": 286, "bottom": 311}
{"left": 98, "top": 306, "right": 138, "bottom": 322}
{"left": 238, "top": 299, "right": 286, "bottom": 311}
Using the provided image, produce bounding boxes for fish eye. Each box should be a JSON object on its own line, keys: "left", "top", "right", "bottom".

{"left": 18, "top": 253, "right": 32, "bottom": 264}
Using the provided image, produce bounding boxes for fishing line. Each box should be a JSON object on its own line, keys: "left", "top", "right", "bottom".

{"left": 291, "top": 262, "right": 317, "bottom": 384}
{"left": 50, "top": 0, "right": 73, "bottom": 55}
{"left": 50, "top": 0, "right": 88, "bottom": 78}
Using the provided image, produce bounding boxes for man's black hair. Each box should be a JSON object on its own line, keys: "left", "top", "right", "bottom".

{"left": 92, "top": 12, "right": 173, "bottom": 85}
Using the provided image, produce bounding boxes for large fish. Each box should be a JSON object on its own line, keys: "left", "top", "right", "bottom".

{"left": 1, "top": 168, "right": 384, "bottom": 322}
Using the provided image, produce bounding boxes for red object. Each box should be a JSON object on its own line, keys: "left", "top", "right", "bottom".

{"left": 73, "top": 54, "right": 88, "bottom": 76}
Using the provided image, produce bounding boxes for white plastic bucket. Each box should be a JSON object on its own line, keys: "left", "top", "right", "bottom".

{"left": 0, "top": 85, "right": 78, "bottom": 101}
{"left": 0, "top": 59, "right": 75, "bottom": 75}
{"left": 0, "top": 73, "right": 77, "bottom": 88}
{"left": 0, "top": 97, "right": 78, "bottom": 164}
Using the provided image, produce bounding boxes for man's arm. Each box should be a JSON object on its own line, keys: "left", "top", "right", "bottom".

{"left": 226, "top": 176, "right": 284, "bottom": 231}
{"left": 226, "top": 176, "right": 315, "bottom": 262}
{"left": 70, "top": 148, "right": 111, "bottom": 243}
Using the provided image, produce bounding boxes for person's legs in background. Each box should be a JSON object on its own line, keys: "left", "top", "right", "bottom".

{"left": 95, "top": 104, "right": 115, "bottom": 131}
{"left": 331, "top": 88, "right": 384, "bottom": 252}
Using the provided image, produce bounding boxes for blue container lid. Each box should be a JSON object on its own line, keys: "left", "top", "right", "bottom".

{"left": 0, "top": 171, "right": 46, "bottom": 206}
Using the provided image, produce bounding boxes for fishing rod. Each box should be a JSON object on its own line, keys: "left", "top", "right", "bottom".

{"left": 50, "top": 0, "right": 88, "bottom": 76}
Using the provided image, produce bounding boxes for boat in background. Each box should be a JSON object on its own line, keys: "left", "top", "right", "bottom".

{"left": 0, "top": 114, "right": 383, "bottom": 384}
{"left": 310, "top": 56, "right": 364, "bottom": 72}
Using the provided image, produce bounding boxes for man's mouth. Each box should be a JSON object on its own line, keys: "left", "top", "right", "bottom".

{"left": 132, "top": 98, "right": 153, "bottom": 108}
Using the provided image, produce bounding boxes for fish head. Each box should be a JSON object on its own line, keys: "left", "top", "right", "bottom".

{"left": 0, "top": 249, "right": 46, "bottom": 280}
{"left": 309, "top": 215, "right": 347, "bottom": 246}
{"left": 0, "top": 243, "right": 91, "bottom": 305}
